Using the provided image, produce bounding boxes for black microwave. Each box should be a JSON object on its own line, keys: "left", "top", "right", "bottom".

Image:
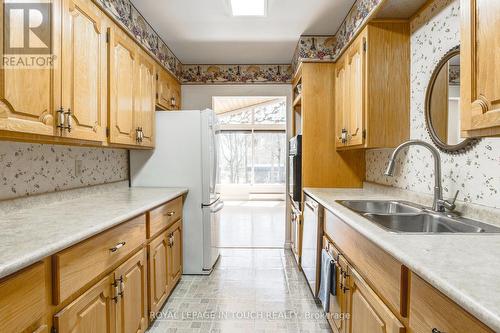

{"left": 289, "top": 135, "right": 302, "bottom": 203}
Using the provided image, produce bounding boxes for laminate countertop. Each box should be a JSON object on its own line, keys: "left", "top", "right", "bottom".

{"left": 0, "top": 183, "right": 188, "bottom": 280}
{"left": 304, "top": 185, "right": 500, "bottom": 332}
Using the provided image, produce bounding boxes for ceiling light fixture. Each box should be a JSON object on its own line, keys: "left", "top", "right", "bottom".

{"left": 230, "top": 0, "right": 267, "bottom": 16}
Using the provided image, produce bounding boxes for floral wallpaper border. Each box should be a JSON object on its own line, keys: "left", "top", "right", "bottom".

{"left": 181, "top": 64, "right": 293, "bottom": 85}
{"left": 292, "top": 0, "right": 384, "bottom": 73}
{"left": 94, "top": 0, "right": 293, "bottom": 85}
{"left": 94, "top": 0, "right": 183, "bottom": 79}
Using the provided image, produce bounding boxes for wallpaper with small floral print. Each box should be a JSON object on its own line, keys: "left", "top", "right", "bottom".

{"left": 365, "top": 0, "right": 500, "bottom": 209}
{"left": 0, "top": 142, "right": 128, "bottom": 201}
{"left": 181, "top": 64, "right": 293, "bottom": 85}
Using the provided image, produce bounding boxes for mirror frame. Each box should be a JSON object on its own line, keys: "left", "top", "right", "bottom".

{"left": 425, "top": 45, "right": 480, "bottom": 154}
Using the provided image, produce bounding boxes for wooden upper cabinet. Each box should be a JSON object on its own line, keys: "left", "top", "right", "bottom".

{"left": 114, "top": 249, "right": 148, "bottom": 333}
{"left": 345, "top": 34, "right": 365, "bottom": 147}
{"left": 135, "top": 52, "right": 156, "bottom": 147}
{"left": 0, "top": 0, "right": 59, "bottom": 138}
{"left": 61, "top": 0, "right": 107, "bottom": 143}
{"left": 156, "top": 69, "right": 172, "bottom": 110}
{"left": 335, "top": 21, "right": 410, "bottom": 150}
{"left": 346, "top": 267, "right": 404, "bottom": 333}
{"left": 460, "top": 0, "right": 500, "bottom": 136}
{"left": 156, "top": 68, "right": 181, "bottom": 111}
{"left": 334, "top": 56, "right": 348, "bottom": 147}
{"left": 54, "top": 275, "right": 115, "bottom": 333}
{"left": 108, "top": 26, "right": 138, "bottom": 146}
{"left": 171, "top": 79, "right": 181, "bottom": 110}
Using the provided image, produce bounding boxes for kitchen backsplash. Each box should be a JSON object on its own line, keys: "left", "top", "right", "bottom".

{"left": 0, "top": 141, "right": 128, "bottom": 201}
{"left": 366, "top": 0, "right": 500, "bottom": 209}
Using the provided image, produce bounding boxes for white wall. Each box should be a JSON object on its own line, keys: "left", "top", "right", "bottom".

{"left": 182, "top": 84, "right": 293, "bottom": 248}
{"left": 182, "top": 84, "right": 293, "bottom": 110}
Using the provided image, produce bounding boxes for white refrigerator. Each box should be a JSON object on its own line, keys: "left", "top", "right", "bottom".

{"left": 130, "top": 109, "right": 223, "bottom": 275}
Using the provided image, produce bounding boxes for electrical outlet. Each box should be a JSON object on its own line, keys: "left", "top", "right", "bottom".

{"left": 75, "top": 160, "right": 83, "bottom": 177}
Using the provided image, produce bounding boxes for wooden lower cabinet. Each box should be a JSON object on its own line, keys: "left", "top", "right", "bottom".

{"left": 55, "top": 249, "right": 149, "bottom": 333}
{"left": 54, "top": 275, "right": 115, "bottom": 333}
{"left": 148, "top": 230, "right": 170, "bottom": 318}
{"left": 409, "top": 274, "right": 493, "bottom": 333}
{"left": 147, "top": 219, "right": 183, "bottom": 320}
{"left": 114, "top": 249, "right": 148, "bottom": 333}
{"left": 324, "top": 240, "right": 349, "bottom": 333}
{"left": 167, "top": 220, "right": 183, "bottom": 284}
{"left": 0, "top": 262, "right": 47, "bottom": 333}
{"left": 347, "top": 267, "right": 405, "bottom": 333}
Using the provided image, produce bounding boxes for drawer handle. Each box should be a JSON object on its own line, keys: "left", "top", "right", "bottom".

{"left": 431, "top": 329, "right": 443, "bottom": 333}
{"left": 110, "top": 241, "right": 126, "bottom": 252}
{"left": 165, "top": 211, "right": 175, "bottom": 217}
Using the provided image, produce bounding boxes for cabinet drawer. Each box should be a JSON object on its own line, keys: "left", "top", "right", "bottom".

{"left": 409, "top": 274, "right": 493, "bottom": 333}
{"left": 0, "top": 262, "right": 46, "bottom": 333}
{"left": 324, "top": 209, "right": 408, "bottom": 318}
{"left": 147, "top": 196, "right": 183, "bottom": 238}
{"left": 53, "top": 215, "right": 146, "bottom": 303}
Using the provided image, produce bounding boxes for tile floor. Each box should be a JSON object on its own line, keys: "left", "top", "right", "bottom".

{"left": 217, "top": 201, "right": 286, "bottom": 248}
{"left": 148, "top": 248, "right": 331, "bottom": 333}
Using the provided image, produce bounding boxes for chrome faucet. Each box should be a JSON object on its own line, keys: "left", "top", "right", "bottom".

{"left": 384, "top": 140, "right": 458, "bottom": 212}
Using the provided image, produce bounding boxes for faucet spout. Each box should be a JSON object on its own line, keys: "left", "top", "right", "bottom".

{"left": 384, "top": 140, "right": 444, "bottom": 212}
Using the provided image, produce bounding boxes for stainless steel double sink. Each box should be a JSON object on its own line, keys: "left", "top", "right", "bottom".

{"left": 337, "top": 200, "right": 500, "bottom": 234}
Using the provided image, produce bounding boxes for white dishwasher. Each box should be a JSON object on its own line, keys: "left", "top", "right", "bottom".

{"left": 301, "top": 195, "right": 323, "bottom": 297}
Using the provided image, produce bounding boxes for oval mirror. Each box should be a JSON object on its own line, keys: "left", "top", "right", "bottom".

{"left": 425, "top": 46, "right": 479, "bottom": 153}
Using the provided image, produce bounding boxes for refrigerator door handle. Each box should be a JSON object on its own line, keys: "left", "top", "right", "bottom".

{"left": 212, "top": 126, "right": 219, "bottom": 195}
{"left": 210, "top": 200, "right": 224, "bottom": 213}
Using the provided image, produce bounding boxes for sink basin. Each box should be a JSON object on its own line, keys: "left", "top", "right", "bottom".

{"left": 337, "top": 200, "right": 500, "bottom": 234}
{"left": 364, "top": 213, "right": 485, "bottom": 233}
{"left": 338, "top": 200, "right": 423, "bottom": 214}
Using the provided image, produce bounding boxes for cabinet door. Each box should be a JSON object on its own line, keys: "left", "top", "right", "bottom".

{"left": 0, "top": 1, "right": 59, "bottom": 137}
{"left": 409, "top": 274, "right": 492, "bottom": 333}
{"left": 461, "top": 0, "right": 500, "bottom": 136}
{"left": 346, "top": 267, "right": 404, "bottom": 333}
{"left": 335, "top": 55, "right": 349, "bottom": 147}
{"left": 327, "top": 247, "right": 349, "bottom": 333}
{"left": 60, "top": 0, "right": 107, "bottom": 142}
{"left": 167, "top": 220, "right": 182, "bottom": 284}
{"left": 109, "top": 26, "right": 137, "bottom": 146}
{"left": 170, "top": 80, "right": 181, "bottom": 110}
{"left": 114, "top": 249, "right": 148, "bottom": 333}
{"left": 0, "top": 262, "right": 46, "bottom": 333}
{"left": 135, "top": 52, "right": 155, "bottom": 147}
{"left": 54, "top": 275, "right": 115, "bottom": 333}
{"left": 148, "top": 231, "right": 170, "bottom": 317}
{"left": 156, "top": 70, "right": 172, "bottom": 110}
{"left": 345, "top": 34, "right": 366, "bottom": 147}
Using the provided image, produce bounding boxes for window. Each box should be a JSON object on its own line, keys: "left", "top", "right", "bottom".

{"left": 215, "top": 97, "right": 286, "bottom": 186}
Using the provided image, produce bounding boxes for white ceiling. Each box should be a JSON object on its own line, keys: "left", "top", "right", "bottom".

{"left": 131, "top": 0, "right": 355, "bottom": 64}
